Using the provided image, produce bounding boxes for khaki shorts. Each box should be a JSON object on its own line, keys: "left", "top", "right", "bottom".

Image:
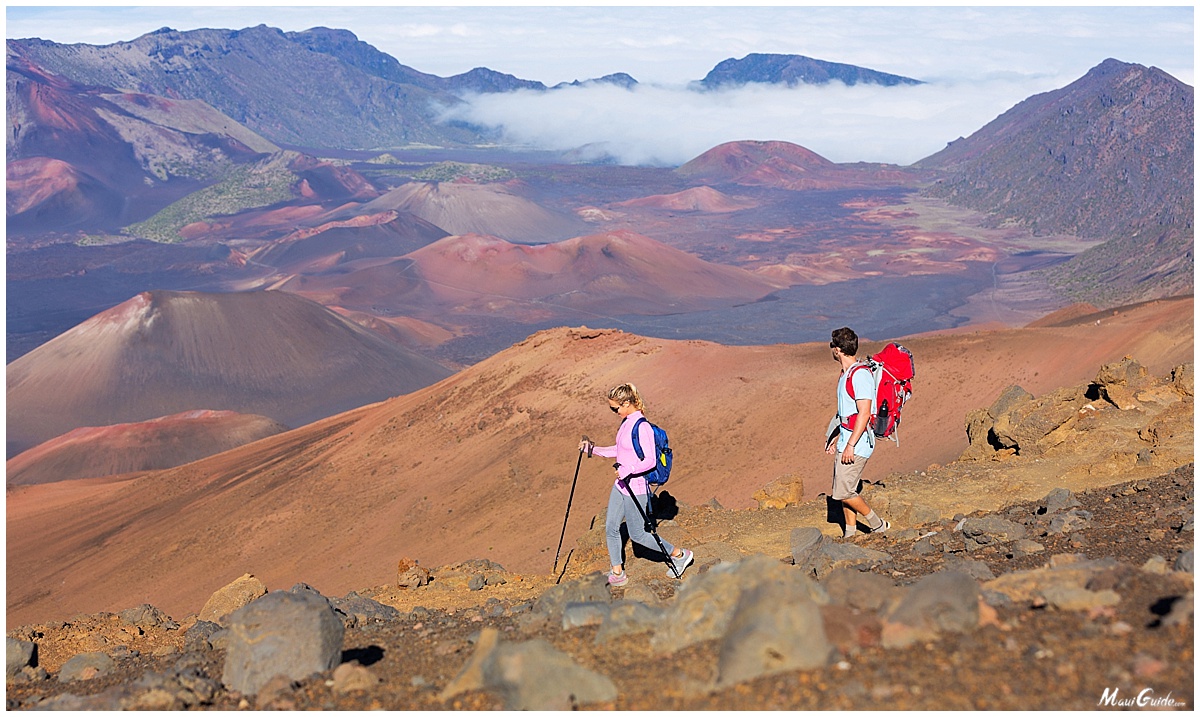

{"left": 832, "top": 454, "right": 869, "bottom": 501}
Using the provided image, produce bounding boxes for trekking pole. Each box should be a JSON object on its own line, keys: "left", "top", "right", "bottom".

{"left": 619, "top": 475, "right": 681, "bottom": 579}
{"left": 552, "top": 437, "right": 587, "bottom": 575}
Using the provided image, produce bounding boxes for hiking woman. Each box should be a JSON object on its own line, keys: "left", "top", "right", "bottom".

{"left": 580, "top": 383, "right": 693, "bottom": 586}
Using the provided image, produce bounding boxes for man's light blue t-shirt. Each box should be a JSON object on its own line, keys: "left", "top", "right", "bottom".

{"left": 837, "top": 363, "right": 876, "bottom": 458}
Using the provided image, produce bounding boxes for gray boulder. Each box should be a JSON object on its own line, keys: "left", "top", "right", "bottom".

{"left": 1048, "top": 509, "right": 1094, "bottom": 535}
{"left": 58, "top": 651, "right": 116, "bottom": 683}
{"left": 961, "top": 515, "right": 1026, "bottom": 549}
{"left": 7, "top": 637, "right": 35, "bottom": 679}
{"left": 441, "top": 628, "right": 617, "bottom": 709}
{"left": 332, "top": 593, "right": 401, "bottom": 625}
{"left": 651, "top": 555, "right": 827, "bottom": 654}
{"left": 531, "top": 572, "right": 611, "bottom": 623}
{"left": 1040, "top": 488, "right": 1082, "bottom": 515}
{"left": 220, "top": 590, "right": 345, "bottom": 696}
{"left": 594, "top": 601, "right": 664, "bottom": 644}
{"left": 798, "top": 540, "right": 893, "bottom": 580}
{"left": 716, "top": 577, "right": 833, "bottom": 687}
{"left": 1175, "top": 550, "right": 1194, "bottom": 573}
{"left": 790, "top": 527, "right": 825, "bottom": 567}
{"left": 882, "top": 571, "right": 980, "bottom": 648}
{"left": 118, "top": 604, "right": 178, "bottom": 631}
{"left": 820, "top": 568, "right": 897, "bottom": 612}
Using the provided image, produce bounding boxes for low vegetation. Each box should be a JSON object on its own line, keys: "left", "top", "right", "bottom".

{"left": 125, "top": 154, "right": 300, "bottom": 243}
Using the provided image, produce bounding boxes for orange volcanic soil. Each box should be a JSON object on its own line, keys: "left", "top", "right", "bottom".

{"left": 5, "top": 289, "right": 451, "bottom": 456}
{"left": 6, "top": 296, "right": 1191, "bottom": 626}
{"left": 6, "top": 410, "right": 289, "bottom": 485}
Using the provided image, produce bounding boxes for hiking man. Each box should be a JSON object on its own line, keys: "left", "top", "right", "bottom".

{"left": 827, "top": 327, "right": 890, "bottom": 538}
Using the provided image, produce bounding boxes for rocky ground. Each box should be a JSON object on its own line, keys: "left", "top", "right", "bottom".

{"left": 6, "top": 360, "right": 1195, "bottom": 710}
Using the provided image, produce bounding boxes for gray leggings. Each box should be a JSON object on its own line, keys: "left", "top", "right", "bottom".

{"left": 606, "top": 484, "right": 674, "bottom": 567}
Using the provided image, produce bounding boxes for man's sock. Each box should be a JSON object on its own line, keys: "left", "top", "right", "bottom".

{"left": 864, "top": 511, "right": 884, "bottom": 530}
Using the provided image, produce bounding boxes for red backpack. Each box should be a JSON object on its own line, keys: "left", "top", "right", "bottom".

{"left": 844, "top": 342, "right": 915, "bottom": 444}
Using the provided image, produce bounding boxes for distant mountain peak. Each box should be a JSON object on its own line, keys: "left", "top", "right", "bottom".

{"left": 698, "top": 52, "right": 924, "bottom": 89}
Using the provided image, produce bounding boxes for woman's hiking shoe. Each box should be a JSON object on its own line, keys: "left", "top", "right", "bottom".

{"left": 667, "top": 548, "right": 694, "bottom": 578}
{"left": 607, "top": 570, "right": 628, "bottom": 587}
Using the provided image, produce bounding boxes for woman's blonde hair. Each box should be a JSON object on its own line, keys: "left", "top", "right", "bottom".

{"left": 607, "top": 383, "right": 645, "bottom": 412}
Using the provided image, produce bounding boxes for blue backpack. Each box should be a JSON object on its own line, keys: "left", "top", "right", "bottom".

{"left": 631, "top": 417, "right": 673, "bottom": 486}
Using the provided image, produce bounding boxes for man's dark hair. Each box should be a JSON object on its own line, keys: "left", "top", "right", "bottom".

{"left": 830, "top": 327, "right": 858, "bottom": 356}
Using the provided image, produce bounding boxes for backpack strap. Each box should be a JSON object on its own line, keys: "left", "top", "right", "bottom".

{"left": 844, "top": 362, "right": 870, "bottom": 400}
{"left": 631, "top": 417, "right": 647, "bottom": 461}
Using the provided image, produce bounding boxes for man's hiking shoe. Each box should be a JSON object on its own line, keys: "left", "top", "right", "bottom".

{"left": 667, "top": 548, "right": 694, "bottom": 578}
{"left": 872, "top": 519, "right": 891, "bottom": 534}
{"left": 607, "top": 570, "right": 628, "bottom": 587}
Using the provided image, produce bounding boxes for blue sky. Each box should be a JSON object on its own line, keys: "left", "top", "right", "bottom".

{"left": 6, "top": 4, "right": 1194, "bottom": 165}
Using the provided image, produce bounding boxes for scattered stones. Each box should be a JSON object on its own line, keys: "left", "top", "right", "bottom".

{"left": 441, "top": 628, "right": 617, "bottom": 710}
{"left": 7, "top": 637, "right": 36, "bottom": 679}
{"left": 716, "top": 575, "right": 833, "bottom": 687}
{"left": 58, "top": 651, "right": 116, "bottom": 682}
{"left": 199, "top": 573, "right": 267, "bottom": 624}
{"left": 220, "top": 590, "right": 345, "bottom": 696}
{"left": 882, "top": 571, "right": 980, "bottom": 649}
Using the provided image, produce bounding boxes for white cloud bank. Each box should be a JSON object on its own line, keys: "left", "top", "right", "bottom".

{"left": 441, "top": 73, "right": 1076, "bottom": 167}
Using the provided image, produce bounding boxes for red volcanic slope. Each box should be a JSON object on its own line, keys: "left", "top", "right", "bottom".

{"left": 354, "top": 181, "right": 585, "bottom": 243}
{"left": 275, "top": 229, "right": 783, "bottom": 320}
{"left": 677, "top": 140, "right": 834, "bottom": 182}
{"left": 612, "top": 186, "right": 759, "bottom": 213}
{"left": 249, "top": 210, "right": 449, "bottom": 273}
{"left": 5, "top": 297, "right": 1191, "bottom": 626}
{"left": 675, "top": 139, "right": 921, "bottom": 190}
{"left": 5, "top": 157, "right": 123, "bottom": 232}
{"left": 401, "top": 230, "right": 782, "bottom": 315}
{"left": 5, "top": 290, "right": 452, "bottom": 456}
{"left": 6, "top": 410, "right": 289, "bottom": 485}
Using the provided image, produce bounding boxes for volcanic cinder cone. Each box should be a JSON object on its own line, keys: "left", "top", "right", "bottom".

{"left": 6, "top": 289, "right": 452, "bottom": 456}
